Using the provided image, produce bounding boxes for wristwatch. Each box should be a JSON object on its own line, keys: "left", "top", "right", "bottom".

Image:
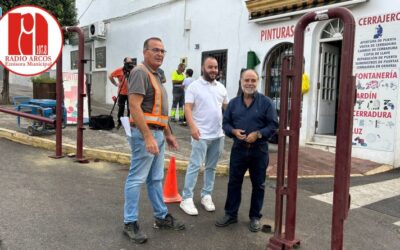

{"left": 256, "top": 131, "right": 262, "bottom": 139}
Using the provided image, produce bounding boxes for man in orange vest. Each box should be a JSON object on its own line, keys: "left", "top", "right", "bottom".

{"left": 108, "top": 57, "right": 134, "bottom": 129}
{"left": 123, "top": 37, "right": 185, "bottom": 244}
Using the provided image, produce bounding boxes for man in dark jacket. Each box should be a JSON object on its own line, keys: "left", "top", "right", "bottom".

{"left": 216, "top": 69, "right": 278, "bottom": 232}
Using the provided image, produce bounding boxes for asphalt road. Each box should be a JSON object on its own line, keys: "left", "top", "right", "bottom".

{"left": 1, "top": 138, "right": 399, "bottom": 249}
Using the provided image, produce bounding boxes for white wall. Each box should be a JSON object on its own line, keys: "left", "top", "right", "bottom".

{"left": 76, "top": 0, "right": 180, "bottom": 26}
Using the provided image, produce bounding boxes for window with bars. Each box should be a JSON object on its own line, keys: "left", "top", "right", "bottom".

{"left": 70, "top": 50, "right": 78, "bottom": 70}
{"left": 264, "top": 43, "right": 293, "bottom": 100}
{"left": 95, "top": 47, "right": 106, "bottom": 69}
{"left": 321, "top": 52, "right": 337, "bottom": 101}
{"left": 201, "top": 50, "right": 228, "bottom": 86}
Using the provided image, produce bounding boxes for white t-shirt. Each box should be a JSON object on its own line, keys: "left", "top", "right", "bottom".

{"left": 185, "top": 77, "right": 229, "bottom": 139}
{"left": 183, "top": 77, "right": 194, "bottom": 90}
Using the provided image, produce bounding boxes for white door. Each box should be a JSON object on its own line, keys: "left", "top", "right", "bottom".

{"left": 316, "top": 43, "right": 340, "bottom": 135}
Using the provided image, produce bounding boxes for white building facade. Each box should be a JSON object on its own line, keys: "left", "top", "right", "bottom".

{"left": 63, "top": 0, "right": 400, "bottom": 168}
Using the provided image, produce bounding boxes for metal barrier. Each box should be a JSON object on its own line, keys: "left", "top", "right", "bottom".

{"left": 52, "top": 54, "right": 64, "bottom": 159}
{"left": 267, "top": 7, "right": 356, "bottom": 250}
{"left": 62, "top": 26, "right": 88, "bottom": 163}
{"left": 0, "top": 107, "right": 55, "bottom": 125}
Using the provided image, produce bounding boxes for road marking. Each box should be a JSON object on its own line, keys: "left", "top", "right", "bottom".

{"left": 310, "top": 177, "right": 400, "bottom": 209}
{"left": 394, "top": 221, "right": 400, "bottom": 227}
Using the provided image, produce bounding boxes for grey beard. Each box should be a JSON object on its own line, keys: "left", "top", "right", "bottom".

{"left": 241, "top": 86, "right": 256, "bottom": 95}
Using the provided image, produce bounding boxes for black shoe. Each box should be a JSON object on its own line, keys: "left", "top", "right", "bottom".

{"left": 153, "top": 213, "right": 185, "bottom": 231}
{"left": 123, "top": 221, "right": 147, "bottom": 244}
{"left": 170, "top": 118, "right": 177, "bottom": 122}
{"left": 215, "top": 215, "right": 238, "bottom": 227}
{"left": 248, "top": 218, "right": 261, "bottom": 232}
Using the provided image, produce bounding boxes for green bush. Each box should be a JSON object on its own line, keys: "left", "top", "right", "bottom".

{"left": 31, "top": 75, "right": 56, "bottom": 84}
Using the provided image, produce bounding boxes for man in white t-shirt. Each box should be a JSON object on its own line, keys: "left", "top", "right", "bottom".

{"left": 180, "top": 57, "right": 229, "bottom": 215}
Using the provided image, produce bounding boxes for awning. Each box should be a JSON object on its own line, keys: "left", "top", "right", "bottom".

{"left": 245, "top": 0, "right": 366, "bottom": 21}
{"left": 247, "top": 51, "right": 261, "bottom": 69}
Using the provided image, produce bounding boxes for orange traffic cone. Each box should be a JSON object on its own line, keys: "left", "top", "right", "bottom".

{"left": 163, "top": 156, "right": 182, "bottom": 203}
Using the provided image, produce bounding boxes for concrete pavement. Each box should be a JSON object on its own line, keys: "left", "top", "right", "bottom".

{"left": 0, "top": 84, "right": 390, "bottom": 177}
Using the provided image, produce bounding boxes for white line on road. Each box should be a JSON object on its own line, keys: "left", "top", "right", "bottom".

{"left": 310, "top": 177, "right": 400, "bottom": 209}
{"left": 393, "top": 221, "right": 400, "bottom": 227}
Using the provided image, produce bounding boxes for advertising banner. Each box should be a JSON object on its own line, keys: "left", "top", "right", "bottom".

{"left": 353, "top": 12, "right": 399, "bottom": 151}
{"left": 63, "top": 72, "right": 89, "bottom": 124}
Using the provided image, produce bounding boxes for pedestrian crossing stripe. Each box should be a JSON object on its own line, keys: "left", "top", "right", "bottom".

{"left": 394, "top": 221, "right": 400, "bottom": 227}
{"left": 310, "top": 177, "right": 400, "bottom": 209}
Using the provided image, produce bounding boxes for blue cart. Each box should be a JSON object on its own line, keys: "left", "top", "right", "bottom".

{"left": 13, "top": 96, "right": 67, "bottom": 136}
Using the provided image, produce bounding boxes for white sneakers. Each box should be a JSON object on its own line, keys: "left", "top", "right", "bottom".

{"left": 180, "top": 195, "right": 215, "bottom": 215}
{"left": 180, "top": 198, "right": 199, "bottom": 215}
{"left": 201, "top": 195, "right": 216, "bottom": 212}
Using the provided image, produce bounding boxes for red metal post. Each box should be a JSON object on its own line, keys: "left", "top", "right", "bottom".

{"left": 50, "top": 54, "right": 64, "bottom": 159}
{"left": 268, "top": 55, "right": 302, "bottom": 249}
{"left": 267, "top": 7, "right": 355, "bottom": 250}
{"left": 271, "top": 56, "right": 292, "bottom": 240}
{"left": 329, "top": 8, "right": 356, "bottom": 250}
{"left": 63, "top": 26, "right": 88, "bottom": 163}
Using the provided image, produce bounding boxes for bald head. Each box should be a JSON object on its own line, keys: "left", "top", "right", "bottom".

{"left": 240, "top": 69, "right": 259, "bottom": 80}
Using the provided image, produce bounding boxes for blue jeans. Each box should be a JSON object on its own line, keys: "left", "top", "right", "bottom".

{"left": 182, "top": 137, "right": 224, "bottom": 199}
{"left": 124, "top": 127, "right": 168, "bottom": 223}
{"left": 224, "top": 142, "right": 269, "bottom": 219}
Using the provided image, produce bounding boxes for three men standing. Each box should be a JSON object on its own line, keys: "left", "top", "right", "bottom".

{"left": 216, "top": 69, "right": 278, "bottom": 232}
{"left": 180, "top": 57, "right": 229, "bottom": 215}
{"left": 122, "top": 38, "right": 275, "bottom": 243}
{"left": 124, "top": 37, "right": 185, "bottom": 244}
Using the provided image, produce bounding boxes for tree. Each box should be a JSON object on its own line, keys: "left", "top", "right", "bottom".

{"left": 0, "top": 0, "right": 77, "bottom": 104}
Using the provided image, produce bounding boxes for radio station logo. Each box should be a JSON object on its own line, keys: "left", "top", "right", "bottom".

{"left": 0, "top": 5, "right": 63, "bottom": 76}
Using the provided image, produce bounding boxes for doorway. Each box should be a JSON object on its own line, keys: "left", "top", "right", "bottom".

{"left": 315, "top": 19, "right": 343, "bottom": 136}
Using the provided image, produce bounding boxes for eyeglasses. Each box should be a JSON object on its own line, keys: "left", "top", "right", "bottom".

{"left": 147, "top": 48, "right": 167, "bottom": 54}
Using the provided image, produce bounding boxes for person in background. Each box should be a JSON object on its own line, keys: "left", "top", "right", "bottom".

{"left": 236, "top": 68, "right": 247, "bottom": 97}
{"left": 170, "top": 63, "right": 186, "bottom": 123}
{"left": 216, "top": 69, "right": 226, "bottom": 86}
{"left": 180, "top": 57, "right": 228, "bottom": 216}
{"left": 181, "top": 68, "right": 194, "bottom": 126}
{"left": 108, "top": 57, "right": 134, "bottom": 129}
{"left": 123, "top": 37, "right": 185, "bottom": 244}
{"left": 183, "top": 68, "right": 194, "bottom": 90}
{"left": 157, "top": 68, "right": 167, "bottom": 84}
{"left": 216, "top": 69, "right": 278, "bottom": 232}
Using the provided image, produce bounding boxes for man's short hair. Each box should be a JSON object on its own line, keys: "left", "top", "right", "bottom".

{"left": 202, "top": 56, "right": 217, "bottom": 66}
{"left": 178, "top": 63, "right": 186, "bottom": 68}
{"left": 186, "top": 68, "right": 193, "bottom": 77}
{"left": 143, "top": 37, "right": 162, "bottom": 49}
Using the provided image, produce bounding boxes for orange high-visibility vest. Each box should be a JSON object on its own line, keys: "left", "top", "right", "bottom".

{"left": 130, "top": 64, "right": 168, "bottom": 127}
